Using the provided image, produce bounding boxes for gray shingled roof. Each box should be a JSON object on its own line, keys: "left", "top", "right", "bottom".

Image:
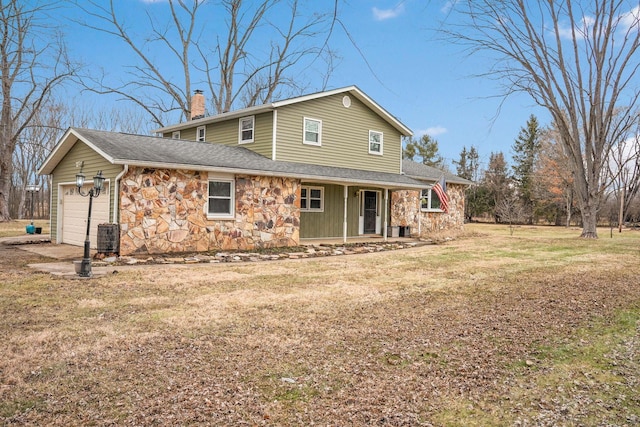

{"left": 51, "top": 128, "right": 433, "bottom": 189}
{"left": 402, "top": 160, "right": 473, "bottom": 186}
{"left": 154, "top": 85, "right": 413, "bottom": 137}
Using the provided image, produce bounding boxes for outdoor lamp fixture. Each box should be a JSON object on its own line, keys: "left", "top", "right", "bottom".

{"left": 75, "top": 169, "right": 105, "bottom": 277}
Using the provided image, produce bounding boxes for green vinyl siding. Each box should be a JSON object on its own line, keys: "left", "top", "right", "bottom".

{"left": 162, "top": 112, "right": 274, "bottom": 158}
{"left": 275, "top": 94, "right": 402, "bottom": 174}
{"left": 50, "top": 140, "right": 122, "bottom": 242}
{"left": 178, "top": 127, "right": 197, "bottom": 141}
{"left": 300, "top": 183, "right": 362, "bottom": 238}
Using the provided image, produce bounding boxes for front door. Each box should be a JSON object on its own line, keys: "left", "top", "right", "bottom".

{"left": 363, "top": 191, "right": 377, "bottom": 234}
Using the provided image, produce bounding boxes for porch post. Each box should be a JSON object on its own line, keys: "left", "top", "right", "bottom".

{"left": 343, "top": 185, "right": 348, "bottom": 243}
{"left": 383, "top": 188, "right": 389, "bottom": 241}
{"left": 418, "top": 198, "right": 422, "bottom": 236}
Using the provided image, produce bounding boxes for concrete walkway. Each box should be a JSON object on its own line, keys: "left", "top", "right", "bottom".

{"left": 3, "top": 234, "right": 427, "bottom": 279}
{"left": 1, "top": 234, "right": 111, "bottom": 278}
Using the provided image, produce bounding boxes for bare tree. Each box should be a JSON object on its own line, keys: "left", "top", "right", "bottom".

{"left": 12, "top": 102, "right": 65, "bottom": 219}
{"left": 446, "top": 1, "right": 640, "bottom": 238}
{"left": 0, "top": 0, "right": 78, "bottom": 222}
{"left": 608, "top": 131, "right": 640, "bottom": 230}
{"left": 75, "top": 0, "right": 339, "bottom": 127}
{"left": 535, "top": 126, "right": 577, "bottom": 227}
{"left": 65, "top": 102, "right": 153, "bottom": 135}
{"left": 495, "top": 195, "right": 525, "bottom": 235}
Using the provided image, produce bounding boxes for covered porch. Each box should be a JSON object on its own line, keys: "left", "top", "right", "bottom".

{"left": 298, "top": 180, "right": 425, "bottom": 244}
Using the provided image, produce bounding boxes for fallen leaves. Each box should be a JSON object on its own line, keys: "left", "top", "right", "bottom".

{"left": 1, "top": 225, "right": 640, "bottom": 425}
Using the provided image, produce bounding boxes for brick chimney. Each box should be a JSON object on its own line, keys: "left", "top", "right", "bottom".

{"left": 191, "top": 90, "right": 205, "bottom": 120}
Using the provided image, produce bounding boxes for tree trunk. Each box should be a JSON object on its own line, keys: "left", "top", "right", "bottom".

{"left": 618, "top": 187, "right": 625, "bottom": 233}
{"left": 579, "top": 200, "right": 598, "bottom": 238}
{"left": 0, "top": 159, "right": 11, "bottom": 221}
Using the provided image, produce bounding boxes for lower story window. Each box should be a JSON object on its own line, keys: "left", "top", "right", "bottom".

{"left": 301, "top": 186, "right": 324, "bottom": 212}
{"left": 421, "top": 188, "right": 442, "bottom": 211}
{"left": 208, "top": 179, "right": 234, "bottom": 217}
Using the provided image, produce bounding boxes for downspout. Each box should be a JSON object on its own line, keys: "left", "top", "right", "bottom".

{"left": 272, "top": 110, "right": 277, "bottom": 160}
{"left": 112, "top": 164, "right": 128, "bottom": 224}
{"left": 343, "top": 185, "right": 348, "bottom": 244}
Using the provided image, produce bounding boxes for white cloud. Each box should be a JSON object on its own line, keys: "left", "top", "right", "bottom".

{"left": 557, "top": 16, "right": 594, "bottom": 40}
{"left": 424, "top": 126, "right": 448, "bottom": 137}
{"left": 441, "top": 1, "right": 458, "bottom": 14}
{"left": 372, "top": 4, "right": 405, "bottom": 21}
{"left": 621, "top": 5, "right": 640, "bottom": 31}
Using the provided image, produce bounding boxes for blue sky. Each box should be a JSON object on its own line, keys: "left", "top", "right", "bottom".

{"left": 328, "top": 0, "right": 550, "bottom": 168}
{"left": 59, "top": 0, "right": 552, "bottom": 170}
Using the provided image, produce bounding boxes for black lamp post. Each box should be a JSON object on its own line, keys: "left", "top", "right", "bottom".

{"left": 76, "top": 169, "right": 105, "bottom": 277}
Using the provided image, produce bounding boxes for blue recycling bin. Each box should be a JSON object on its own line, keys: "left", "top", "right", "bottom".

{"left": 26, "top": 224, "right": 35, "bottom": 234}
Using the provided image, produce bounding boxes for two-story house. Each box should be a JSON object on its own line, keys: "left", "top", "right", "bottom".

{"left": 38, "top": 86, "right": 470, "bottom": 255}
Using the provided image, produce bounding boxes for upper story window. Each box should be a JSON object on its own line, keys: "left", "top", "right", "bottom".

{"left": 300, "top": 186, "right": 324, "bottom": 212}
{"left": 196, "top": 126, "right": 206, "bottom": 142}
{"left": 172, "top": 131, "right": 181, "bottom": 139}
{"left": 208, "top": 178, "right": 235, "bottom": 218}
{"left": 303, "top": 117, "right": 322, "bottom": 146}
{"left": 369, "top": 130, "right": 383, "bottom": 155}
{"left": 420, "top": 188, "right": 442, "bottom": 211}
{"left": 239, "top": 116, "right": 254, "bottom": 144}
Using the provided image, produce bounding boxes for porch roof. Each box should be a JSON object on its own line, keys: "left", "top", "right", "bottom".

{"left": 39, "top": 128, "right": 430, "bottom": 190}
{"left": 402, "top": 160, "right": 474, "bottom": 186}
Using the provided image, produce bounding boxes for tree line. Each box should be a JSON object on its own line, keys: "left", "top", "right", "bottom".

{"left": 405, "top": 114, "right": 640, "bottom": 229}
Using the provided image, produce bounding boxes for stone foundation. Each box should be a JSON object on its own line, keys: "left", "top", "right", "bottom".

{"left": 390, "top": 183, "right": 465, "bottom": 238}
{"left": 119, "top": 167, "right": 300, "bottom": 255}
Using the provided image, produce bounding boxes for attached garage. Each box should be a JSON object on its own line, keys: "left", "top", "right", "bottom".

{"left": 60, "top": 182, "right": 111, "bottom": 248}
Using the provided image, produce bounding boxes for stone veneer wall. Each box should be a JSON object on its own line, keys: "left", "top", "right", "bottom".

{"left": 119, "top": 167, "right": 300, "bottom": 255}
{"left": 390, "top": 183, "right": 466, "bottom": 238}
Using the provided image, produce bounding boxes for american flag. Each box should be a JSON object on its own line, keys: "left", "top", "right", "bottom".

{"left": 432, "top": 175, "right": 449, "bottom": 213}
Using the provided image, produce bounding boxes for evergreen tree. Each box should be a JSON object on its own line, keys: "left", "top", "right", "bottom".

{"left": 484, "top": 151, "right": 513, "bottom": 223}
{"left": 454, "top": 145, "right": 483, "bottom": 221}
{"left": 403, "top": 134, "right": 446, "bottom": 169}
{"left": 512, "top": 115, "right": 541, "bottom": 224}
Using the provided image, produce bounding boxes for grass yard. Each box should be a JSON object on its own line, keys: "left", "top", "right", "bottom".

{"left": 0, "top": 223, "right": 639, "bottom": 425}
{"left": 0, "top": 219, "right": 49, "bottom": 238}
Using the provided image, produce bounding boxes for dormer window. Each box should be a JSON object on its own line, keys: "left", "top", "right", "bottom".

{"left": 239, "top": 116, "right": 254, "bottom": 144}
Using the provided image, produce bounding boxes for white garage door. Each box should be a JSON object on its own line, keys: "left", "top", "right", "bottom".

{"left": 61, "top": 183, "right": 110, "bottom": 248}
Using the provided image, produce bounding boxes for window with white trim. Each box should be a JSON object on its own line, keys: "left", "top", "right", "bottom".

{"left": 208, "top": 179, "right": 234, "bottom": 217}
{"left": 303, "top": 117, "right": 322, "bottom": 146}
{"left": 369, "top": 130, "right": 383, "bottom": 155}
{"left": 300, "top": 186, "right": 324, "bottom": 212}
{"left": 196, "top": 126, "right": 206, "bottom": 142}
{"left": 172, "top": 131, "right": 181, "bottom": 139}
{"left": 420, "top": 188, "right": 442, "bottom": 211}
{"left": 239, "top": 116, "right": 254, "bottom": 144}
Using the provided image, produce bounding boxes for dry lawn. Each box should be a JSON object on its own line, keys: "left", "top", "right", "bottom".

{"left": 1, "top": 224, "right": 639, "bottom": 426}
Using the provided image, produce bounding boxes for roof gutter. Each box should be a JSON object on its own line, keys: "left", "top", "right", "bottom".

{"left": 110, "top": 159, "right": 427, "bottom": 190}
